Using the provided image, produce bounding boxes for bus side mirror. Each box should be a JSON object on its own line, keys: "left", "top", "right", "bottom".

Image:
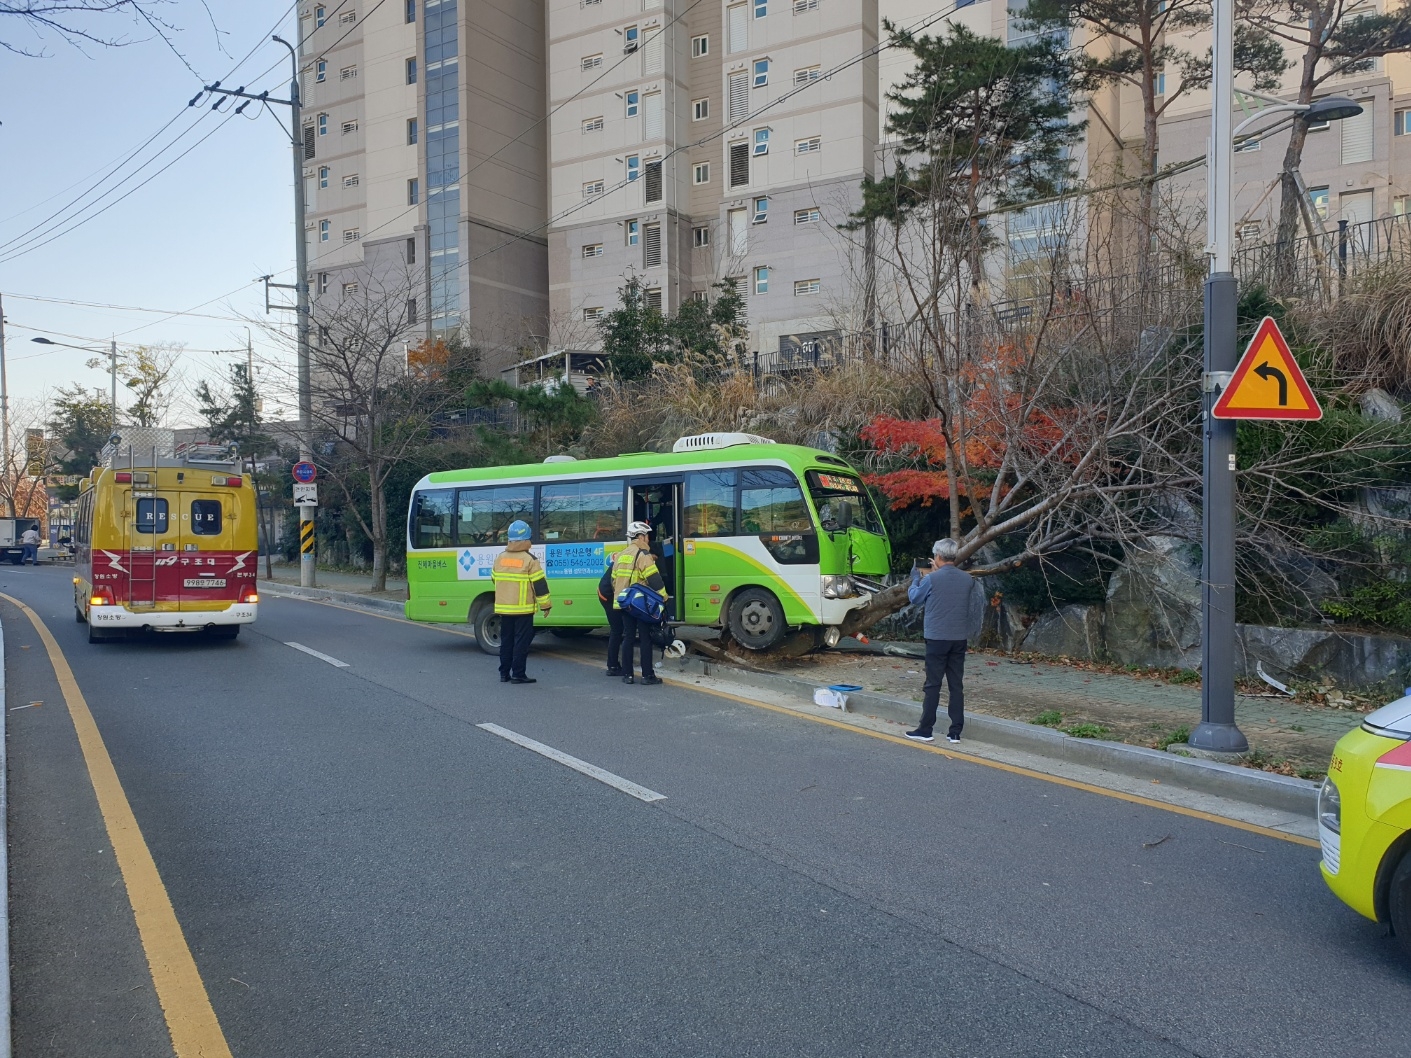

{"left": 834, "top": 503, "right": 854, "bottom": 530}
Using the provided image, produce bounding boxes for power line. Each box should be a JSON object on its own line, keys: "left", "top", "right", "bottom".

{"left": 0, "top": 2, "right": 299, "bottom": 263}
{"left": 3, "top": 291, "right": 253, "bottom": 324}
{"left": 0, "top": 111, "right": 245, "bottom": 266}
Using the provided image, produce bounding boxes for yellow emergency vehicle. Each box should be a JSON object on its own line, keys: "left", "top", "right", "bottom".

{"left": 1319, "top": 694, "right": 1411, "bottom": 957}
{"left": 73, "top": 435, "right": 260, "bottom": 643}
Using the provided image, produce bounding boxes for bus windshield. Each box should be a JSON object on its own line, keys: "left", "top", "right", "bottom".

{"left": 806, "top": 470, "right": 884, "bottom": 535}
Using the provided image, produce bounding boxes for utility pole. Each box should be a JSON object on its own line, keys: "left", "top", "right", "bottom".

{"left": 196, "top": 34, "right": 315, "bottom": 588}
{"left": 1191, "top": 0, "right": 1247, "bottom": 754}
{"left": 109, "top": 338, "right": 118, "bottom": 433}
{"left": 0, "top": 293, "right": 10, "bottom": 517}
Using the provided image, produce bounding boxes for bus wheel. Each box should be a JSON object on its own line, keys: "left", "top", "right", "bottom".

{"left": 728, "top": 588, "right": 787, "bottom": 651}
{"left": 1391, "top": 850, "right": 1411, "bottom": 960}
{"left": 471, "top": 601, "right": 501, "bottom": 656}
{"left": 550, "top": 627, "right": 593, "bottom": 639}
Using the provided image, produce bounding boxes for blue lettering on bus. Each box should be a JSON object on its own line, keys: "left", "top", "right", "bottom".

{"left": 545, "top": 543, "right": 604, "bottom": 578}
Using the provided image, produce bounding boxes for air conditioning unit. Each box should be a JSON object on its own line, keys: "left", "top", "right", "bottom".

{"left": 672, "top": 432, "right": 775, "bottom": 452}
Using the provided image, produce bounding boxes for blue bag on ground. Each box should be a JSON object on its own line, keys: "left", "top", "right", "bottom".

{"left": 618, "top": 582, "right": 668, "bottom": 625}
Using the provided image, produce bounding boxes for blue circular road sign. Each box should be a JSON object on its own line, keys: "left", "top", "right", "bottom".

{"left": 292, "top": 461, "right": 317, "bottom": 483}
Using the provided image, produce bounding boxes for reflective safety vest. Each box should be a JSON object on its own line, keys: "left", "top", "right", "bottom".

{"left": 611, "top": 545, "right": 666, "bottom": 610}
{"left": 492, "top": 545, "right": 550, "bottom": 615}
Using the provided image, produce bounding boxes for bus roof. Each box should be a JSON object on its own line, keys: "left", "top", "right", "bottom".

{"left": 417, "top": 443, "right": 857, "bottom": 490}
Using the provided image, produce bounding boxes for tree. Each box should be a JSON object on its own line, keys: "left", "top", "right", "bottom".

{"left": 106, "top": 343, "right": 181, "bottom": 426}
{"left": 298, "top": 273, "right": 479, "bottom": 592}
{"left": 195, "top": 363, "right": 279, "bottom": 576}
{"left": 1239, "top": 0, "right": 1411, "bottom": 254}
{"left": 597, "top": 276, "right": 748, "bottom": 380}
{"left": 46, "top": 384, "right": 112, "bottom": 499}
{"left": 0, "top": 400, "right": 52, "bottom": 519}
{"left": 467, "top": 379, "right": 596, "bottom": 462}
{"left": 1020, "top": 0, "right": 1286, "bottom": 274}
{"left": 2, "top": 1, "right": 197, "bottom": 58}
{"left": 854, "top": 21, "right": 1081, "bottom": 304}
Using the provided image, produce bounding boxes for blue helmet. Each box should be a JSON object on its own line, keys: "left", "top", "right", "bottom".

{"left": 507, "top": 519, "right": 532, "bottom": 542}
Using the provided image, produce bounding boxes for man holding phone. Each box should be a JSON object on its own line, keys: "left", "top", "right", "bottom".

{"left": 904, "top": 538, "right": 986, "bottom": 744}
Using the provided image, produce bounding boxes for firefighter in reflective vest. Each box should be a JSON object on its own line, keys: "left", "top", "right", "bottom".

{"left": 612, "top": 520, "right": 668, "bottom": 686}
{"left": 492, "top": 520, "right": 551, "bottom": 684}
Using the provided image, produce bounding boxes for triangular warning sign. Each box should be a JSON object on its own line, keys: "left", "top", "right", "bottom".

{"left": 1212, "top": 316, "right": 1322, "bottom": 420}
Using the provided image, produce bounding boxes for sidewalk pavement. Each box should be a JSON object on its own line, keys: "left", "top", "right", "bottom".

{"left": 775, "top": 645, "right": 1375, "bottom": 777}
{"left": 260, "top": 565, "right": 407, "bottom": 601}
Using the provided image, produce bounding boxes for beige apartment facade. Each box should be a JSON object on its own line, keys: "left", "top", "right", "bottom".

{"left": 544, "top": 0, "right": 879, "bottom": 363}
{"left": 299, "top": 0, "right": 549, "bottom": 375}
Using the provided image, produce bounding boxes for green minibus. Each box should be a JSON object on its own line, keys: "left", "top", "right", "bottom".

{"left": 404, "top": 433, "right": 892, "bottom": 653}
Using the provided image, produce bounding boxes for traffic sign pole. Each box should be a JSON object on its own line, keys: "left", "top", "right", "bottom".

{"left": 1193, "top": 275, "right": 1248, "bottom": 754}
{"left": 292, "top": 462, "right": 317, "bottom": 588}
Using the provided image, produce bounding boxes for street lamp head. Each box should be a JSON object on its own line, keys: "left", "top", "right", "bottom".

{"left": 30, "top": 337, "right": 55, "bottom": 345}
{"left": 1305, "top": 96, "right": 1363, "bottom": 123}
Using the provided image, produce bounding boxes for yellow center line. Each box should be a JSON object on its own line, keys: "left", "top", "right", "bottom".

{"left": 270, "top": 591, "right": 1321, "bottom": 848}
{"left": 1, "top": 593, "right": 233, "bottom": 1058}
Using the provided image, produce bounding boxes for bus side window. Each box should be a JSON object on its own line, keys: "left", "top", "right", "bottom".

{"left": 411, "top": 488, "right": 455, "bottom": 549}
{"left": 135, "top": 498, "right": 169, "bottom": 534}
{"left": 191, "top": 500, "right": 222, "bottom": 535}
{"left": 686, "top": 469, "right": 738, "bottom": 536}
{"left": 458, "top": 485, "right": 533, "bottom": 545}
{"left": 540, "top": 478, "right": 623, "bottom": 542}
{"left": 740, "top": 468, "right": 809, "bottom": 534}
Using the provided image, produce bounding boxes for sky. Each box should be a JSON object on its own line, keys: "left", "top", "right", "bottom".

{"left": 0, "top": 0, "right": 306, "bottom": 429}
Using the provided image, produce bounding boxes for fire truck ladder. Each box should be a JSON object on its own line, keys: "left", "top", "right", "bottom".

{"left": 125, "top": 445, "right": 159, "bottom": 610}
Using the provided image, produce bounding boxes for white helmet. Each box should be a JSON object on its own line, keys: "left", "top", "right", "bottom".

{"left": 627, "top": 520, "right": 652, "bottom": 537}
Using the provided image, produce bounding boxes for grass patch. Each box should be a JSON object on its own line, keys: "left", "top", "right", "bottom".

{"left": 1151, "top": 726, "right": 1191, "bottom": 751}
{"left": 1064, "top": 722, "right": 1111, "bottom": 739}
{"left": 1030, "top": 710, "right": 1064, "bottom": 727}
{"left": 1170, "top": 669, "right": 1200, "bottom": 685}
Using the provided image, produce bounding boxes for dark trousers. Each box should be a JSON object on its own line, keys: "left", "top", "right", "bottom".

{"left": 602, "top": 599, "right": 624, "bottom": 671}
{"left": 919, "top": 638, "right": 967, "bottom": 739}
{"left": 619, "top": 612, "right": 656, "bottom": 678}
{"left": 498, "top": 612, "right": 536, "bottom": 679}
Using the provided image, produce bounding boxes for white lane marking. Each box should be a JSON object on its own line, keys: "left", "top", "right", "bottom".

{"left": 476, "top": 723, "right": 666, "bottom": 804}
{"left": 283, "top": 642, "right": 350, "bottom": 668}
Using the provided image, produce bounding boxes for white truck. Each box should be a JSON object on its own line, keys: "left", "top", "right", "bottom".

{"left": 0, "top": 518, "right": 41, "bottom": 564}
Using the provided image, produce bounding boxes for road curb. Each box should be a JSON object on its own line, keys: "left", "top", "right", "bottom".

{"left": 258, "top": 579, "right": 407, "bottom": 618}
{"left": 0, "top": 613, "right": 12, "bottom": 1058}
{"left": 667, "top": 654, "right": 1319, "bottom": 818}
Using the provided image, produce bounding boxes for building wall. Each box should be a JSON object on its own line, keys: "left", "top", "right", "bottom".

{"left": 301, "top": 0, "right": 548, "bottom": 376}
{"left": 544, "top": 0, "right": 878, "bottom": 359}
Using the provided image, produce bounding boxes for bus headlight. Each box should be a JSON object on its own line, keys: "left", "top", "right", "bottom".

{"left": 822, "top": 575, "right": 856, "bottom": 600}
{"left": 1317, "top": 775, "right": 1341, "bottom": 835}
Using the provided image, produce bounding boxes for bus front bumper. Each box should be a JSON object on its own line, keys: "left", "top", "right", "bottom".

{"left": 88, "top": 604, "right": 258, "bottom": 631}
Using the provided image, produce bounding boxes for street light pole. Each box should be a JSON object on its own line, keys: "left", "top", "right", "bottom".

{"left": 0, "top": 294, "right": 10, "bottom": 517}
{"left": 1190, "top": 0, "right": 1246, "bottom": 753}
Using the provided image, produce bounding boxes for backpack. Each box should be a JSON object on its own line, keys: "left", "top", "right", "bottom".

{"left": 618, "top": 581, "right": 668, "bottom": 625}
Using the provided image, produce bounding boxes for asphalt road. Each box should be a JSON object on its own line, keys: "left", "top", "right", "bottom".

{"left": 4, "top": 565, "right": 1408, "bottom": 1058}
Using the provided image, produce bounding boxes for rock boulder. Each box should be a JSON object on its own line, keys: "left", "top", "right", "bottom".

{"left": 1104, "top": 535, "right": 1203, "bottom": 668}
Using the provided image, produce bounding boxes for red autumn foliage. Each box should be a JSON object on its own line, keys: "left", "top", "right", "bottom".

{"left": 860, "top": 342, "right": 1081, "bottom": 511}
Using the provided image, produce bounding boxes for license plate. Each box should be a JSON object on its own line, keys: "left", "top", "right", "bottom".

{"left": 183, "top": 578, "right": 226, "bottom": 589}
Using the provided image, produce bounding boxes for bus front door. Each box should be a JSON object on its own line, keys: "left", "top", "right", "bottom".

{"left": 629, "top": 479, "right": 681, "bottom": 618}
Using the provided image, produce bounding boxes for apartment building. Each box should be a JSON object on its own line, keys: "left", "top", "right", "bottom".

{"left": 299, "top": 0, "right": 549, "bottom": 374}
{"left": 1153, "top": 50, "right": 1411, "bottom": 246}
{"left": 877, "top": 0, "right": 1409, "bottom": 282}
{"left": 544, "top": 0, "right": 879, "bottom": 361}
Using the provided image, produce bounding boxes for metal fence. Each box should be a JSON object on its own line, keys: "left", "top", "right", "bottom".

{"left": 1234, "top": 215, "right": 1411, "bottom": 303}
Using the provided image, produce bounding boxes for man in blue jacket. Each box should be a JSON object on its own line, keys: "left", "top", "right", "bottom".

{"left": 905, "top": 538, "right": 986, "bottom": 744}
